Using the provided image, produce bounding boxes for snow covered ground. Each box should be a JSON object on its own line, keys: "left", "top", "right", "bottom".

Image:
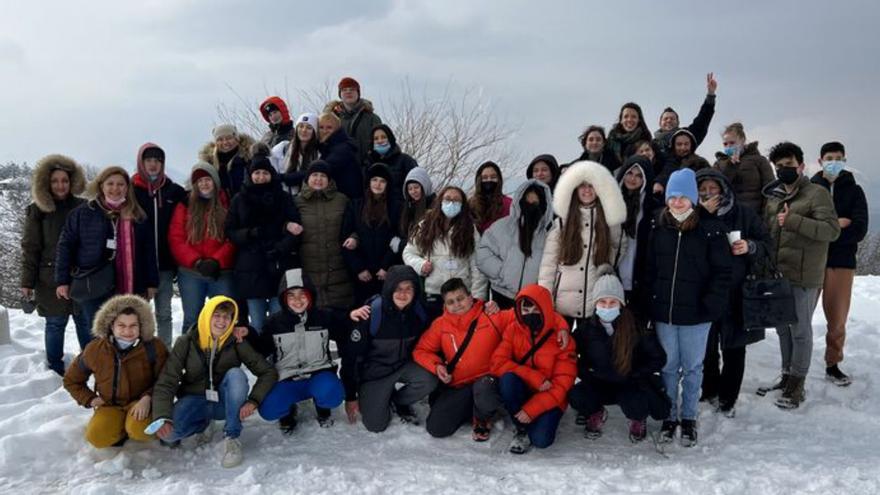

{"left": 1, "top": 279, "right": 879, "bottom": 494}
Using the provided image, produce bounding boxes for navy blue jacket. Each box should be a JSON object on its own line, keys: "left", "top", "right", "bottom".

{"left": 319, "top": 129, "right": 364, "bottom": 200}
{"left": 132, "top": 175, "right": 186, "bottom": 272}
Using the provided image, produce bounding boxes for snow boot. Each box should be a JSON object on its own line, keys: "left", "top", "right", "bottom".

{"left": 221, "top": 437, "right": 243, "bottom": 468}
{"left": 472, "top": 418, "right": 492, "bottom": 442}
{"left": 775, "top": 375, "right": 806, "bottom": 410}
{"left": 316, "top": 406, "right": 334, "bottom": 428}
{"left": 575, "top": 413, "right": 587, "bottom": 426}
{"left": 657, "top": 420, "right": 678, "bottom": 444}
{"left": 757, "top": 373, "right": 790, "bottom": 396}
{"left": 394, "top": 403, "right": 420, "bottom": 425}
{"left": 628, "top": 419, "right": 647, "bottom": 443}
{"left": 680, "top": 419, "right": 698, "bottom": 447}
{"left": 826, "top": 365, "right": 852, "bottom": 387}
{"left": 279, "top": 404, "right": 299, "bottom": 435}
{"left": 584, "top": 407, "right": 608, "bottom": 440}
{"left": 509, "top": 428, "right": 531, "bottom": 455}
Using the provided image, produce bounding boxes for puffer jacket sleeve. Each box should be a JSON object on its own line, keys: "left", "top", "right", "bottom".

{"left": 20, "top": 205, "right": 42, "bottom": 289}
{"left": 55, "top": 208, "right": 81, "bottom": 285}
{"left": 340, "top": 317, "right": 371, "bottom": 401}
{"left": 837, "top": 185, "right": 869, "bottom": 246}
{"left": 224, "top": 196, "right": 254, "bottom": 247}
{"left": 476, "top": 224, "right": 505, "bottom": 285}
{"left": 611, "top": 225, "right": 628, "bottom": 270}
{"left": 538, "top": 219, "right": 562, "bottom": 293}
{"left": 783, "top": 188, "right": 841, "bottom": 243}
{"left": 63, "top": 344, "right": 98, "bottom": 407}
{"left": 140, "top": 339, "right": 169, "bottom": 399}
{"left": 687, "top": 94, "right": 716, "bottom": 147}
{"left": 402, "top": 227, "right": 428, "bottom": 275}
{"left": 236, "top": 340, "right": 279, "bottom": 405}
{"left": 630, "top": 330, "right": 666, "bottom": 380}
{"left": 469, "top": 229, "right": 488, "bottom": 300}
{"left": 521, "top": 341, "right": 578, "bottom": 419}
{"left": 701, "top": 228, "right": 734, "bottom": 322}
{"left": 412, "top": 321, "right": 444, "bottom": 375}
{"left": 168, "top": 203, "right": 200, "bottom": 269}
{"left": 151, "top": 336, "right": 189, "bottom": 421}
{"left": 489, "top": 332, "right": 547, "bottom": 390}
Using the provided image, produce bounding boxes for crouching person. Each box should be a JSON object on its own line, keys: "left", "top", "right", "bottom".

{"left": 568, "top": 267, "right": 669, "bottom": 443}
{"left": 488, "top": 284, "right": 577, "bottom": 454}
{"left": 254, "top": 269, "right": 348, "bottom": 432}
{"left": 151, "top": 296, "right": 278, "bottom": 468}
{"left": 63, "top": 295, "right": 169, "bottom": 448}
{"left": 343, "top": 265, "right": 438, "bottom": 432}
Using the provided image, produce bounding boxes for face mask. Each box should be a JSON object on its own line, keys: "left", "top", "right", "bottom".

{"left": 822, "top": 160, "right": 845, "bottom": 177}
{"left": 723, "top": 145, "right": 741, "bottom": 158}
{"left": 441, "top": 200, "right": 461, "bottom": 218}
{"left": 595, "top": 306, "right": 620, "bottom": 322}
{"left": 777, "top": 167, "right": 800, "bottom": 185}
{"left": 374, "top": 143, "right": 391, "bottom": 155}
{"left": 521, "top": 313, "right": 544, "bottom": 333}
{"left": 480, "top": 181, "right": 498, "bottom": 195}
{"left": 198, "top": 190, "right": 213, "bottom": 199}
{"left": 148, "top": 174, "right": 161, "bottom": 182}
{"left": 115, "top": 337, "right": 137, "bottom": 350}
{"left": 671, "top": 208, "right": 693, "bottom": 223}
{"left": 104, "top": 196, "right": 126, "bottom": 208}
{"left": 521, "top": 202, "right": 543, "bottom": 219}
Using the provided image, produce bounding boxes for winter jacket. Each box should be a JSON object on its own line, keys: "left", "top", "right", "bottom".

{"left": 762, "top": 176, "right": 841, "bottom": 288}
{"left": 365, "top": 124, "right": 418, "bottom": 205}
{"left": 489, "top": 284, "right": 576, "bottom": 419}
{"left": 225, "top": 177, "right": 301, "bottom": 300}
{"left": 294, "top": 181, "right": 356, "bottom": 309}
{"left": 477, "top": 180, "right": 554, "bottom": 300}
{"left": 474, "top": 196, "right": 512, "bottom": 235}
{"left": 259, "top": 96, "right": 294, "bottom": 147}
{"left": 615, "top": 156, "right": 662, "bottom": 301}
{"left": 644, "top": 209, "right": 733, "bottom": 325}
{"left": 413, "top": 298, "right": 511, "bottom": 388}
{"left": 696, "top": 169, "right": 771, "bottom": 348}
{"left": 402, "top": 223, "right": 488, "bottom": 300}
{"left": 55, "top": 200, "right": 159, "bottom": 295}
{"left": 132, "top": 144, "right": 187, "bottom": 272}
{"left": 652, "top": 94, "right": 716, "bottom": 158}
{"left": 318, "top": 127, "right": 365, "bottom": 200}
{"left": 538, "top": 161, "right": 628, "bottom": 319}
{"left": 152, "top": 297, "right": 278, "bottom": 420}
{"left": 655, "top": 130, "right": 712, "bottom": 187}
{"left": 168, "top": 193, "right": 236, "bottom": 271}
{"left": 713, "top": 142, "right": 775, "bottom": 214}
{"left": 607, "top": 127, "right": 651, "bottom": 164}
{"left": 347, "top": 197, "right": 403, "bottom": 277}
{"left": 21, "top": 154, "right": 86, "bottom": 316}
{"left": 576, "top": 149, "right": 622, "bottom": 177}
{"left": 64, "top": 295, "right": 168, "bottom": 407}
{"left": 341, "top": 265, "right": 430, "bottom": 400}
{"left": 325, "top": 98, "right": 383, "bottom": 167}
{"left": 811, "top": 171, "right": 868, "bottom": 269}
{"left": 198, "top": 134, "right": 256, "bottom": 198}
{"left": 573, "top": 314, "right": 666, "bottom": 384}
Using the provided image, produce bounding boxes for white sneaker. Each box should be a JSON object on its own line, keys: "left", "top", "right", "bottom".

{"left": 221, "top": 437, "right": 243, "bottom": 468}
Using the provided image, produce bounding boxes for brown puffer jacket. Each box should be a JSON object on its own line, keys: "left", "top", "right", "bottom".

{"left": 63, "top": 295, "right": 168, "bottom": 407}
{"left": 714, "top": 142, "right": 775, "bottom": 213}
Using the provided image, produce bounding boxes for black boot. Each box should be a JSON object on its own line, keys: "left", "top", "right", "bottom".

{"left": 680, "top": 419, "right": 698, "bottom": 447}
{"left": 279, "top": 404, "right": 299, "bottom": 435}
{"left": 757, "top": 374, "right": 789, "bottom": 396}
{"left": 658, "top": 420, "right": 678, "bottom": 444}
{"left": 316, "top": 406, "right": 334, "bottom": 428}
{"left": 394, "top": 403, "right": 420, "bottom": 425}
{"left": 775, "top": 375, "right": 806, "bottom": 410}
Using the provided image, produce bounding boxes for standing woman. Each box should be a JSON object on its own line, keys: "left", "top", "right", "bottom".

{"left": 225, "top": 148, "right": 302, "bottom": 332}
{"left": 281, "top": 113, "right": 321, "bottom": 195}
{"left": 712, "top": 122, "right": 775, "bottom": 213}
{"left": 348, "top": 164, "right": 403, "bottom": 305}
{"left": 538, "top": 161, "right": 627, "bottom": 322}
{"left": 168, "top": 162, "right": 237, "bottom": 333}
{"left": 525, "top": 154, "right": 560, "bottom": 192}
{"left": 607, "top": 103, "right": 652, "bottom": 164}
{"left": 55, "top": 166, "right": 159, "bottom": 329}
{"left": 469, "top": 161, "right": 512, "bottom": 234}
{"left": 576, "top": 126, "right": 622, "bottom": 175}
{"left": 199, "top": 125, "right": 256, "bottom": 198}
{"left": 21, "top": 154, "right": 89, "bottom": 375}
{"left": 366, "top": 124, "right": 418, "bottom": 205}
{"left": 318, "top": 112, "right": 364, "bottom": 200}
{"left": 477, "top": 180, "right": 554, "bottom": 309}
{"left": 645, "top": 168, "right": 732, "bottom": 447}
{"left": 399, "top": 167, "right": 435, "bottom": 245}
{"left": 403, "top": 186, "right": 488, "bottom": 317}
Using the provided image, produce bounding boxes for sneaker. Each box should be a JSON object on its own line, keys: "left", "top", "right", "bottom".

{"left": 316, "top": 407, "right": 334, "bottom": 428}
{"left": 775, "top": 375, "right": 806, "bottom": 410}
{"left": 394, "top": 403, "right": 420, "bottom": 426}
{"left": 583, "top": 407, "right": 607, "bottom": 440}
{"left": 472, "top": 418, "right": 492, "bottom": 442}
{"left": 757, "top": 374, "right": 789, "bottom": 396}
{"left": 680, "top": 419, "right": 698, "bottom": 447}
{"left": 628, "top": 419, "right": 647, "bottom": 442}
{"left": 279, "top": 404, "right": 299, "bottom": 435}
{"left": 509, "top": 429, "right": 531, "bottom": 455}
{"left": 826, "top": 365, "right": 852, "bottom": 387}
{"left": 196, "top": 420, "right": 216, "bottom": 446}
{"left": 657, "top": 420, "right": 678, "bottom": 444}
{"left": 221, "top": 437, "right": 243, "bottom": 468}
{"left": 575, "top": 413, "right": 587, "bottom": 426}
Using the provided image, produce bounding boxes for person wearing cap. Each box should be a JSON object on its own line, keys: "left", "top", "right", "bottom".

{"left": 367, "top": 124, "right": 418, "bottom": 205}
{"left": 225, "top": 145, "right": 302, "bottom": 332}
{"left": 281, "top": 112, "right": 321, "bottom": 195}
{"left": 259, "top": 96, "right": 294, "bottom": 147}
{"left": 294, "top": 160, "right": 358, "bottom": 310}
{"left": 644, "top": 167, "right": 732, "bottom": 447}
{"left": 21, "top": 154, "right": 89, "bottom": 375}
{"left": 324, "top": 76, "right": 383, "bottom": 166}
{"left": 316, "top": 112, "right": 364, "bottom": 200}
{"left": 168, "top": 162, "right": 237, "bottom": 333}
{"left": 199, "top": 124, "right": 257, "bottom": 198}
{"left": 132, "top": 143, "right": 187, "bottom": 345}
{"left": 568, "top": 266, "right": 668, "bottom": 443}
{"left": 347, "top": 163, "right": 403, "bottom": 305}
{"left": 695, "top": 169, "right": 771, "bottom": 417}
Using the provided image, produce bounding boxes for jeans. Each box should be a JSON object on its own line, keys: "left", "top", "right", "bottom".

{"left": 776, "top": 287, "right": 820, "bottom": 377}
{"left": 656, "top": 321, "right": 712, "bottom": 421}
{"left": 154, "top": 270, "right": 176, "bottom": 346}
{"left": 178, "top": 270, "right": 235, "bottom": 335}
{"left": 258, "top": 371, "right": 344, "bottom": 421}
{"left": 165, "top": 368, "right": 250, "bottom": 441}
{"left": 77, "top": 296, "right": 110, "bottom": 339}
{"left": 498, "top": 373, "right": 563, "bottom": 448}
{"left": 44, "top": 311, "right": 91, "bottom": 375}
{"left": 247, "top": 298, "right": 282, "bottom": 333}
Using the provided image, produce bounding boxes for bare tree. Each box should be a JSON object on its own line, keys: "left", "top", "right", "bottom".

{"left": 0, "top": 162, "right": 33, "bottom": 308}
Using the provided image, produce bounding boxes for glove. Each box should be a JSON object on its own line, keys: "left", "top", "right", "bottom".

{"left": 195, "top": 258, "right": 221, "bottom": 279}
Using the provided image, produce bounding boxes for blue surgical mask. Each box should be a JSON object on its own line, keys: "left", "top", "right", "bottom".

{"left": 115, "top": 337, "right": 137, "bottom": 350}
{"left": 148, "top": 174, "right": 160, "bottom": 182}
{"left": 374, "top": 143, "right": 391, "bottom": 155}
{"left": 723, "top": 145, "right": 741, "bottom": 158}
{"left": 595, "top": 306, "right": 620, "bottom": 322}
{"left": 822, "top": 160, "right": 845, "bottom": 177}
{"left": 441, "top": 200, "right": 461, "bottom": 218}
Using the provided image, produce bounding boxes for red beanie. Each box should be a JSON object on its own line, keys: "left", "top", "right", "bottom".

{"left": 338, "top": 77, "right": 361, "bottom": 96}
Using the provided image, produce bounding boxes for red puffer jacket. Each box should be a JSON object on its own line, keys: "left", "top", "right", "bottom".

{"left": 168, "top": 193, "right": 236, "bottom": 270}
{"left": 490, "top": 284, "right": 577, "bottom": 419}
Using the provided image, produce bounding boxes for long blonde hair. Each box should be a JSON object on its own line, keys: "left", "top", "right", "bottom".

{"left": 89, "top": 166, "right": 145, "bottom": 221}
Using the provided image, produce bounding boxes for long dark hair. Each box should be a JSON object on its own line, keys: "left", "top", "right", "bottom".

{"left": 361, "top": 189, "right": 390, "bottom": 228}
{"left": 285, "top": 124, "right": 319, "bottom": 173}
{"left": 518, "top": 185, "right": 547, "bottom": 258}
{"left": 414, "top": 186, "right": 476, "bottom": 259}
{"left": 611, "top": 307, "right": 638, "bottom": 376}
{"left": 560, "top": 189, "right": 610, "bottom": 266}
{"left": 468, "top": 161, "right": 505, "bottom": 229}
{"left": 610, "top": 102, "right": 650, "bottom": 138}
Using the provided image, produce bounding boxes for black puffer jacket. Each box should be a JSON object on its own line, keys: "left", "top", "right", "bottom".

{"left": 573, "top": 315, "right": 666, "bottom": 384}
{"left": 319, "top": 128, "right": 364, "bottom": 200}
{"left": 340, "top": 265, "right": 429, "bottom": 401}
{"left": 225, "top": 177, "right": 301, "bottom": 299}
{"left": 811, "top": 171, "right": 869, "bottom": 269}
{"left": 577, "top": 149, "right": 622, "bottom": 176}
{"left": 364, "top": 124, "right": 418, "bottom": 205}
{"left": 644, "top": 208, "right": 733, "bottom": 325}
{"left": 132, "top": 175, "right": 186, "bottom": 272}
{"left": 348, "top": 197, "right": 403, "bottom": 276}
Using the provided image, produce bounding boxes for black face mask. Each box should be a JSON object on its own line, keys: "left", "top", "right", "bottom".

{"left": 480, "top": 181, "right": 498, "bottom": 195}
{"left": 521, "top": 202, "right": 543, "bottom": 220}
{"left": 777, "top": 167, "right": 800, "bottom": 185}
{"left": 522, "top": 313, "right": 544, "bottom": 334}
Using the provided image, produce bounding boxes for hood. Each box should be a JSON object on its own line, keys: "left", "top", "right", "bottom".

{"left": 260, "top": 96, "right": 292, "bottom": 125}
{"left": 616, "top": 155, "right": 655, "bottom": 196}
{"left": 321, "top": 127, "right": 354, "bottom": 151}
{"left": 403, "top": 167, "right": 434, "bottom": 199}
{"left": 510, "top": 179, "right": 554, "bottom": 228}
{"left": 197, "top": 295, "right": 238, "bottom": 351}
{"left": 276, "top": 268, "right": 318, "bottom": 311}
{"left": 812, "top": 169, "right": 856, "bottom": 189}
{"left": 91, "top": 294, "right": 156, "bottom": 341}
{"left": 381, "top": 265, "right": 422, "bottom": 311}
{"left": 198, "top": 133, "right": 257, "bottom": 167}
{"left": 526, "top": 154, "right": 560, "bottom": 186}
{"left": 134, "top": 142, "right": 168, "bottom": 195}
{"left": 553, "top": 160, "right": 627, "bottom": 226}
{"left": 695, "top": 168, "right": 734, "bottom": 213}
{"left": 323, "top": 98, "right": 375, "bottom": 116}
{"left": 31, "top": 154, "right": 86, "bottom": 213}
{"left": 187, "top": 160, "right": 222, "bottom": 192}
{"left": 299, "top": 177, "right": 339, "bottom": 200}
{"left": 372, "top": 123, "right": 398, "bottom": 148}
{"left": 514, "top": 284, "right": 557, "bottom": 337}
{"left": 670, "top": 128, "right": 697, "bottom": 156}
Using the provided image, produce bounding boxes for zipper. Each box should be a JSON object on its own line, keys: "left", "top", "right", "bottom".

{"left": 517, "top": 256, "right": 527, "bottom": 292}
{"left": 668, "top": 230, "right": 683, "bottom": 324}
{"left": 111, "top": 353, "right": 121, "bottom": 405}
{"left": 582, "top": 209, "right": 594, "bottom": 317}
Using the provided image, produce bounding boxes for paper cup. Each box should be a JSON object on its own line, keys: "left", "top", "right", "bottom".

{"left": 727, "top": 230, "right": 742, "bottom": 245}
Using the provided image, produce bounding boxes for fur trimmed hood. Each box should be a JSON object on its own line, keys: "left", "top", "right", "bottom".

{"left": 198, "top": 133, "right": 257, "bottom": 168}
{"left": 323, "top": 98, "right": 375, "bottom": 116}
{"left": 31, "top": 154, "right": 86, "bottom": 213}
{"left": 553, "top": 160, "right": 627, "bottom": 226}
{"left": 91, "top": 294, "right": 156, "bottom": 341}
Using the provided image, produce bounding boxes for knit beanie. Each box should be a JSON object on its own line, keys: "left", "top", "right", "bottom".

{"left": 366, "top": 163, "right": 392, "bottom": 183}
{"left": 295, "top": 112, "right": 319, "bottom": 133}
{"left": 338, "top": 77, "right": 361, "bottom": 96}
{"left": 212, "top": 124, "right": 237, "bottom": 140}
{"left": 141, "top": 146, "right": 165, "bottom": 163}
{"left": 591, "top": 265, "right": 625, "bottom": 306}
{"left": 307, "top": 160, "right": 331, "bottom": 178}
{"left": 665, "top": 168, "right": 698, "bottom": 205}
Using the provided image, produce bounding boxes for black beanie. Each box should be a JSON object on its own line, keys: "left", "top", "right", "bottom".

{"left": 366, "top": 163, "right": 392, "bottom": 183}
{"left": 248, "top": 155, "right": 275, "bottom": 176}
{"left": 142, "top": 146, "right": 165, "bottom": 163}
{"left": 307, "top": 160, "right": 331, "bottom": 178}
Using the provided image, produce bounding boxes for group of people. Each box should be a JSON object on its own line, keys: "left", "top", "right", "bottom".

{"left": 19, "top": 74, "right": 868, "bottom": 467}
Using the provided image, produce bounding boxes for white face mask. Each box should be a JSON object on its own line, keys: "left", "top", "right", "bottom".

{"left": 671, "top": 208, "right": 694, "bottom": 223}
{"left": 115, "top": 337, "right": 137, "bottom": 350}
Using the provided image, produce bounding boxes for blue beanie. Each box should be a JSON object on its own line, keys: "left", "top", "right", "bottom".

{"left": 665, "top": 168, "right": 698, "bottom": 205}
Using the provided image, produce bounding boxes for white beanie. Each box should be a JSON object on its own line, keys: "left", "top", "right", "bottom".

{"left": 212, "top": 124, "right": 238, "bottom": 140}
{"left": 591, "top": 264, "right": 625, "bottom": 306}
{"left": 295, "top": 112, "right": 319, "bottom": 133}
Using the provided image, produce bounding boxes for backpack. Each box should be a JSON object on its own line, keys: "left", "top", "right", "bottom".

{"left": 367, "top": 295, "right": 428, "bottom": 337}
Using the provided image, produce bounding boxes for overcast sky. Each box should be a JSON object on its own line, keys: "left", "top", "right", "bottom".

{"left": 1, "top": 0, "right": 878, "bottom": 198}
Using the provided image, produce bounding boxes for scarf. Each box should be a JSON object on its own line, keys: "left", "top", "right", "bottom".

{"left": 103, "top": 199, "right": 136, "bottom": 295}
